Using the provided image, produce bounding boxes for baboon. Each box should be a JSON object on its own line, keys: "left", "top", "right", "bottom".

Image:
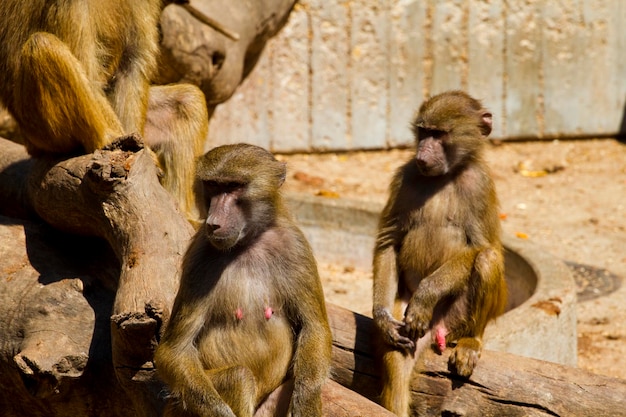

{"left": 155, "top": 144, "right": 332, "bottom": 417}
{"left": 0, "top": 0, "right": 208, "bottom": 221}
{"left": 372, "top": 91, "right": 507, "bottom": 417}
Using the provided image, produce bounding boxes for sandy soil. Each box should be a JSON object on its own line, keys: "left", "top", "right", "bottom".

{"left": 278, "top": 138, "right": 626, "bottom": 380}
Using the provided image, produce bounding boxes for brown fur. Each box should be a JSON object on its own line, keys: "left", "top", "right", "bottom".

{"left": 155, "top": 144, "right": 332, "bottom": 417}
{"left": 145, "top": 83, "right": 208, "bottom": 221}
{"left": 372, "top": 91, "right": 507, "bottom": 417}
{"left": 0, "top": 0, "right": 207, "bottom": 221}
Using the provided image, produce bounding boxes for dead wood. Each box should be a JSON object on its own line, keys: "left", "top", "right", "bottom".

{"left": 0, "top": 218, "right": 393, "bottom": 417}
{"left": 327, "top": 303, "right": 626, "bottom": 417}
{"left": 0, "top": 137, "right": 389, "bottom": 416}
{"left": 321, "top": 380, "right": 395, "bottom": 417}
{"left": 0, "top": 135, "right": 193, "bottom": 416}
{"left": 3, "top": 135, "right": 626, "bottom": 416}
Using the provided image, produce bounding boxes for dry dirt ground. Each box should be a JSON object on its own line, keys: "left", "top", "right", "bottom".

{"left": 277, "top": 138, "right": 626, "bottom": 380}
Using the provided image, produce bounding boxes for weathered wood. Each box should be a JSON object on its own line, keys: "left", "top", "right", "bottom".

{"left": 327, "top": 303, "right": 626, "bottom": 417}
{"left": 255, "top": 379, "right": 394, "bottom": 417}
{"left": 158, "top": 0, "right": 296, "bottom": 153}
{"left": 0, "top": 136, "right": 194, "bottom": 416}
{"left": 0, "top": 215, "right": 128, "bottom": 417}
{"left": 0, "top": 137, "right": 392, "bottom": 416}
{"left": 321, "top": 380, "right": 395, "bottom": 417}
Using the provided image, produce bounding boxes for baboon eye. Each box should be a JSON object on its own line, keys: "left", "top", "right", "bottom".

{"left": 203, "top": 179, "right": 245, "bottom": 197}
{"left": 419, "top": 128, "right": 446, "bottom": 140}
{"left": 432, "top": 130, "right": 446, "bottom": 139}
{"left": 203, "top": 180, "right": 220, "bottom": 195}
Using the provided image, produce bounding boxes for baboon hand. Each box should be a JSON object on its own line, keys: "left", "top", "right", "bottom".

{"left": 204, "top": 403, "right": 237, "bottom": 417}
{"left": 403, "top": 299, "right": 431, "bottom": 341}
{"left": 449, "top": 337, "right": 482, "bottom": 378}
{"left": 374, "top": 309, "right": 415, "bottom": 350}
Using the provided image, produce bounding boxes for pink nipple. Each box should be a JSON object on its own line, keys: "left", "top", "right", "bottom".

{"left": 264, "top": 307, "right": 273, "bottom": 320}
{"left": 235, "top": 308, "right": 243, "bottom": 321}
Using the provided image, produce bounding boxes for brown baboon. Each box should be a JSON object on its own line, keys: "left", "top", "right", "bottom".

{"left": 373, "top": 91, "right": 507, "bottom": 417}
{"left": 155, "top": 144, "right": 332, "bottom": 417}
{"left": 0, "top": 0, "right": 208, "bottom": 221}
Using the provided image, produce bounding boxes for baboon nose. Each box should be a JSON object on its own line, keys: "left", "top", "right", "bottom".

{"left": 415, "top": 157, "right": 427, "bottom": 169}
{"left": 207, "top": 223, "right": 220, "bottom": 232}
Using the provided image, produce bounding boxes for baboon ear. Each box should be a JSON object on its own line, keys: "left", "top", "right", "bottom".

{"left": 277, "top": 162, "right": 287, "bottom": 187}
{"left": 480, "top": 112, "right": 493, "bottom": 136}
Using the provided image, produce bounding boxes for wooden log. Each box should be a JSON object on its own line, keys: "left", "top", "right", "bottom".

{"left": 0, "top": 137, "right": 391, "bottom": 417}
{"left": 321, "top": 380, "right": 394, "bottom": 417}
{"left": 0, "top": 136, "right": 194, "bottom": 416}
{"left": 4, "top": 136, "right": 626, "bottom": 416}
{"left": 327, "top": 303, "right": 626, "bottom": 417}
{"left": 0, "top": 228, "right": 127, "bottom": 417}
{"left": 0, "top": 217, "right": 390, "bottom": 417}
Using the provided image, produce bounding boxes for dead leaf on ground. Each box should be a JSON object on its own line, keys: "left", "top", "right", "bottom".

{"left": 532, "top": 297, "right": 562, "bottom": 316}
{"left": 293, "top": 171, "right": 325, "bottom": 187}
{"left": 586, "top": 317, "right": 610, "bottom": 326}
{"left": 515, "top": 160, "right": 566, "bottom": 177}
{"left": 603, "top": 332, "right": 622, "bottom": 341}
{"left": 316, "top": 189, "right": 340, "bottom": 198}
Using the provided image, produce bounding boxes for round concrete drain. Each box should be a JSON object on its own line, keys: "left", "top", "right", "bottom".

{"left": 286, "top": 194, "right": 579, "bottom": 365}
{"left": 566, "top": 261, "right": 622, "bottom": 301}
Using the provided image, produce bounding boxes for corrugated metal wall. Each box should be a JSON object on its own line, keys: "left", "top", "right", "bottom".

{"left": 209, "top": 0, "right": 626, "bottom": 153}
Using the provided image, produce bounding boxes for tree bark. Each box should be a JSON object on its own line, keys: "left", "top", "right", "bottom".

{"left": 1, "top": 135, "right": 194, "bottom": 416}
{"left": 2, "top": 136, "right": 626, "bottom": 416}
{"left": 327, "top": 303, "right": 626, "bottom": 417}
{"left": 0, "top": 137, "right": 388, "bottom": 416}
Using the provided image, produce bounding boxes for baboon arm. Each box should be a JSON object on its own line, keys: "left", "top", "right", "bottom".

{"left": 413, "top": 248, "right": 479, "bottom": 306}
{"left": 16, "top": 32, "right": 123, "bottom": 154}
{"left": 105, "top": 3, "right": 160, "bottom": 135}
{"left": 372, "top": 245, "right": 399, "bottom": 315}
{"left": 289, "top": 307, "right": 332, "bottom": 417}
{"left": 110, "top": 72, "right": 150, "bottom": 136}
{"left": 286, "top": 249, "right": 333, "bottom": 416}
{"left": 155, "top": 301, "right": 223, "bottom": 413}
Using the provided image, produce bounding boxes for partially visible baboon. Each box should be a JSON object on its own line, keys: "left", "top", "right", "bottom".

{"left": 372, "top": 91, "right": 507, "bottom": 417}
{"left": 155, "top": 144, "right": 332, "bottom": 417}
{"left": 145, "top": 83, "right": 207, "bottom": 221}
{"left": 0, "top": 0, "right": 207, "bottom": 221}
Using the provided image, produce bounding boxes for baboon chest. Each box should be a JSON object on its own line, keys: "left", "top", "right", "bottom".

{"left": 398, "top": 183, "right": 468, "bottom": 280}
{"left": 198, "top": 260, "right": 294, "bottom": 387}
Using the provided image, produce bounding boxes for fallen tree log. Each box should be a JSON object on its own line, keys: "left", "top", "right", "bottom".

{"left": 0, "top": 137, "right": 389, "bottom": 416}
{"left": 1, "top": 135, "right": 193, "bottom": 416}
{"left": 2, "top": 137, "right": 626, "bottom": 416}
{"left": 327, "top": 303, "right": 626, "bottom": 416}
{"left": 0, "top": 215, "right": 390, "bottom": 417}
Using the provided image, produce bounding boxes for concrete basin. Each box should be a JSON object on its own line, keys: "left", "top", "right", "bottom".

{"left": 286, "top": 192, "right": 577, "bottom": 366}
